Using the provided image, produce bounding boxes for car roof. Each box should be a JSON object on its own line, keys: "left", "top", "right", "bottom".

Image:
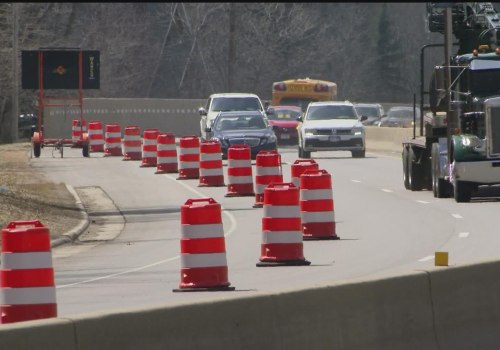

{"left": 216, "top": 110, "right": 265, "bottom": 117}
{"left": 354, "top": 103, "right": 382, "bottom": 108}
{"left": 308, "top": 101, "right": 354, "bottom": 107}
{"left": 271, "top": 105, "right": 302, "bottom": 111}
{"left": 209, "top": 93, "right": 260, "bottom": 98}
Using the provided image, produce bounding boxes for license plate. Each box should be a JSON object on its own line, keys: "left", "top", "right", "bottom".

{"left": 280, "top": 134, "right": 290, "bottom": 139}
{"left": 329, "top": 135, "right": 340, "bottom": 142}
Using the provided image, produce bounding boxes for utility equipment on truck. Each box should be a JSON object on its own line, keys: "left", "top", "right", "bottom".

{"left": 402, "top": 2, "right": 500, "bottom": 202}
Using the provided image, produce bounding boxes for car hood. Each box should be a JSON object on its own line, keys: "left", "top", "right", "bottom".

{"left": 268, "top": 120, "right": 299, "bottom": 128}
{"left": 302, "top": 119, "right": 363, "bottom": 129}
{"left": 214, "top": 129, "right": 273, "bottom": 139}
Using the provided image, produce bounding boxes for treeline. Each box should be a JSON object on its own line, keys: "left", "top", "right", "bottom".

{"left": 1, "top": 3, "right": 449, "bottom": 142}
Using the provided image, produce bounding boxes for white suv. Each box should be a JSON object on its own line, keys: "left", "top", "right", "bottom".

{"left": 199, "top": 93, "right": 266, "bottom": 140}
{"left": 298, "top": 101, "right": 367, "bottom": 158}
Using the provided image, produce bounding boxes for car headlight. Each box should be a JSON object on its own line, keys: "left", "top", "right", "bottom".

{"left": 260, "top": 134, "right": 277, "bottom": 145}
{"left": 304, "top": 129, "right": 314, "bottom": 136}
{"left": 352, "top": 127, "right": 364, "bottom": 136}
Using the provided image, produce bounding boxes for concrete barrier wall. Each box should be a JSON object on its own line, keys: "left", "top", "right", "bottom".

{"left": 41, "top": 98, "right": 415, "bottom": 154}
{"left": 2, "top": 259, "right": 500, "bottom": 350}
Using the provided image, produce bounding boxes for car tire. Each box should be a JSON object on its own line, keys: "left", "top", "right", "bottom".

{"left": 82, "top": 143, "right": 89, "bottom": 158}
{"left": 351, "top": 150, "right": 365, "bottom": 158}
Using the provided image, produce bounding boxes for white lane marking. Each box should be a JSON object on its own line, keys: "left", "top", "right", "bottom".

{"left": 452, "top": 213, "right": 463, "bottom": 219}
{"left": 381, "top": 189, "right": 393, "bottom": 193}
{"left": 57, "top": 174, "right": 237, "bottom": 289}
{"left": 416, "top": 200, "right": 429, "bottom": 204}
{"left": 458, "top": 232, "right": 470, "bottom": 238}
{"left": 351, "top": 179, "right": 361, "bottom": 183}
{"left": 419, "top": 255, "right": 435, "bottom": 262}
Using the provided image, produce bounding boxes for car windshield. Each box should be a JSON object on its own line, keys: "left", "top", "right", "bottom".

{"left": 388, "top": 108, "right": 421, "bottom": 119}
{"left": 354, "top": 106, "right": 380, "bottom": 118}
{"left": 306, "top": 105, "right": 357, "bottom": 120}
{"left": 214, "top": 115, "right": 267, "bottom": 131}
{"left": 211, "top": 97, "right": 262, "bottom": 112}
{"left": 268, "top": 109, "right": 301, "bottom": 120}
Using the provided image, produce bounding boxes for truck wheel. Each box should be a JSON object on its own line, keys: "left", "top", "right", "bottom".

{"left": 431, "top": 143, "right": 451, "bottom": 198}
{"left": 454, "top": 180, "right": 471, "bottom": 203}
{"left": 402, "top": 146, "right": 410, "bottom": 190}
{"left": 408, "top": 147, "right": 423, "bottom": 191}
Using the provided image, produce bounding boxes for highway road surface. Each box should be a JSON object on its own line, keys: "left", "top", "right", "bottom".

{"left": 30, "top": 145, "right": 500, "bottom": 318}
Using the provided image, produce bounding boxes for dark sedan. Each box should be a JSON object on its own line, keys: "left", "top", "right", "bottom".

{"left": 207, "top": 111, "right": 277, "bottom": 159}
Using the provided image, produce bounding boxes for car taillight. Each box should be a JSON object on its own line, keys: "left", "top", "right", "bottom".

{"left": 273, "top": 83, "right": 287, "bottom": 92}
{"left": 314, "top": 84, "right": 329, "bottom": 92}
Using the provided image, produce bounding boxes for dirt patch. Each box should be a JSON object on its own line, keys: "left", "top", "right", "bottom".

{"left": 0, "top": 142, "right": 82, "bottom": 240}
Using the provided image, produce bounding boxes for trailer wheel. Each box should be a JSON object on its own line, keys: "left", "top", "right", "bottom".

{"left": 402, "top": 146, "right": 410, "bottom": 189}
{"left": 431, "top": 143, "right": 451, "bottom": 198}
{"left": 82, "top": 143, "right": 89, "bottom": 158}
{"left": 408, "top": 147, "right": 424, "bottom": 191}
{"left": 454, "top": 180, "right": 471, "bottom": 203}
{"left": 33, "top": 142, "right": 41, "bottom": 158}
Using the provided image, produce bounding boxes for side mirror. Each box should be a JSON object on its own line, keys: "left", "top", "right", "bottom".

{"left": 266, "top": 107, "right": 275, "bottom": 116}
{"left": 360, "top": 115, "right": 368, "bottom": 122}
{"left": 205, "top": 127, "right": 212, "bottom": 132}
{"left": 198, "top": 107, "right": 207, "bottom": 116}
{"left": 297, "top": 116, "right": 303, "bottom": 122}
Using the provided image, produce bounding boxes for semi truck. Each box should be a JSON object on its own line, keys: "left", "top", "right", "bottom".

{"left": 402, "top": 2, "right": 500, "bottom": 202}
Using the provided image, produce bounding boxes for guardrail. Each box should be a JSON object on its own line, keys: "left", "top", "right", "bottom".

{"left": 2, "top": 258, "right": 500, "bottom": 349}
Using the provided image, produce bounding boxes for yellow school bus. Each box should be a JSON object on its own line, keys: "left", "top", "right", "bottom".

{"left": 271, "top": 78, "right": 337, "bottom": 111}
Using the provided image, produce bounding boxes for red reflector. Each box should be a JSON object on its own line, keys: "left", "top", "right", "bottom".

{"left": 273, "top": 83, "right": 286, "bottom": 92}
{"left": 314, "top": 84, "right": 328, "bottom": 92}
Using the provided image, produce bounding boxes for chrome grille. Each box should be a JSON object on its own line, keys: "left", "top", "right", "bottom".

{"left": 228, "top": 138, "right": 260, "bottom": 147}
{"left": 490, "top": 106, "right": 500, "bottom": 156}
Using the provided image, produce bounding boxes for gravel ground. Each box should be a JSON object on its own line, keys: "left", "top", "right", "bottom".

{"left": 0, "top": 142, "right": 83, "bottom": 241}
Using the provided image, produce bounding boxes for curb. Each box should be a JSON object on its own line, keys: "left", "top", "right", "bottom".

{"left": 50, "top": 184, "right": 91, "bottom": 248}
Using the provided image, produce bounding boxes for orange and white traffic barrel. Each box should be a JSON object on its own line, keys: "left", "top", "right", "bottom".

{"left": 0, "top": 220, "right": 57, "bottom": 324}
{"left": 300, "top": 169, "right": 339, "bottom": 240}
{"left": 177, "top": 136, "right": 200, "bottom": 180}
{"left": 253, "top": 150, "right": 283, "bottom": 208}
{"left": 71, "top": 118, "right": 87, "bottom": 147}
{"left": 140, "top": 128, "right": 160, "bottom": 167}
{"left": 199, "top": 140, "right": 224, "bottom": 187}
{"left": 173, "top": 198, "right": 235, "bottom": 292}
{"left": 104, "top": 123, "right": 122, "bottom": 157}
{"left": 225, "top": 144, "right": 254, "bottom": 197}
{"left": 257, "top": 183, "right": 310, "bottom": 267}
{"left": 155, "top": 133, "right": 178, "bottom": 174}
{"left": 291, "top": 159, "right": 319, "bottom": 188}
{"left": 122, "top": 125, "right": 142, "bottom": 161}
{"left": 88, "top": 120, "right": 105, "bottom": 152}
